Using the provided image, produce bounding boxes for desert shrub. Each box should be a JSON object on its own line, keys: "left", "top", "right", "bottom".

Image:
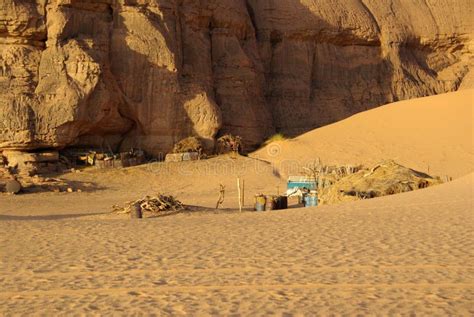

{"left": 216, "top": 134, "right": 242, "bottom": 154}
{"left": 172, "top": 137, "right": 202, "bottom": 154}
{"left": 263, "top": 133, "right": 287, "bottom": 146}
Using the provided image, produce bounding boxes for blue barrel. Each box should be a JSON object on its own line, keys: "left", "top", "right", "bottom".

{"left": 255, "top": 195, "right": 266, "bottom": 211}
{"left": 304, "top": 194, "right": 318, "bottom": 207}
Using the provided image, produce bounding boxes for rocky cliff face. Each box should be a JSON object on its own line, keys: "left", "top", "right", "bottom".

{"left": 1, "top": 0, "right": 472, "bottom": 155}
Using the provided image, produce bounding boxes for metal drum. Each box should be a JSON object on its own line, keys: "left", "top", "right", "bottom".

{"left": 265, "top": 195, "right": 277, "bottom": 211}
{"left": 130, "top": 203, "right": 143, "bottom": 219}
{"left": 275, "top": 196, "right": 288, "bottom": 210}
{"left": 304, "top": 193, "right": 318, "bottom": 207}
{"left": 255, "top": 195, "right": 266, "bottom": 211}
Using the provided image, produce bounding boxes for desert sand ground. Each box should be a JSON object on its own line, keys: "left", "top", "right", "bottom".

{"left": 0, "top": 91, "right": 473, "bottom": 315}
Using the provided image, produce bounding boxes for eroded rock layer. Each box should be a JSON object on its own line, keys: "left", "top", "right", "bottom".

{"left": 1, "top": 0, "right": 473, "bottom": 155}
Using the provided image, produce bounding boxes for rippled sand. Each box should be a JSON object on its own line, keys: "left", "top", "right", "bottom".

{"left": 1, "top": 174, "right": 472, "bottom": 315}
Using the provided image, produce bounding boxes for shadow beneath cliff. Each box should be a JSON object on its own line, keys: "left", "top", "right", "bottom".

{"left": 261, "top": 1, "right": 464, "bottom": 139}
{"left": 247, "top": 0, "right": 397, "bottom": 138}
{"left": 20, "top": 179, "right": 107, "bottom": 194}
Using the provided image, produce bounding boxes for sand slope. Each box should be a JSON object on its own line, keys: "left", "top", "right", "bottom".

{"left": 252, "top": 90, "right": 474, "bottom": 179}
{"left": 0, "top": 173, "right": 473, "bottom": 315}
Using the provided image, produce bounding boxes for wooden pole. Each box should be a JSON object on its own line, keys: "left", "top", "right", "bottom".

{"left": 242, "top": 179, "right": 245, "bottom": 208}
{"left": 237, "top": 177, "right": 242, "bottom": 212}
{"left": 216, "top": 184, "right": 225, "bottom": 209}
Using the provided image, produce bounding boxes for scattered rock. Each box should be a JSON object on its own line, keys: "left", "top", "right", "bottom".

{"left": 165, "top": 152, "right": 200, "bottom": 163}
{"left": 2, "top": 151, "right": 59, "bottom": 176}
{"left": 5, "top": 180, "right": 22, "bottom": 194}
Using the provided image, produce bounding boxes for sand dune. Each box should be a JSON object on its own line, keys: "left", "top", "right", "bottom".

{"left": 252, "top": 90, "right": 474, "bottom": 179}
{"left": 1, "top": 92, "right": 473, "bottom": 315}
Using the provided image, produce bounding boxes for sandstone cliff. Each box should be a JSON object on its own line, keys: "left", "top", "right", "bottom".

{"left": 1, "top": 0, "right": 472, "bottom": 155}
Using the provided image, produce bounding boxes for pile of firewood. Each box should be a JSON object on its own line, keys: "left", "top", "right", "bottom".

{"left": 113, "top": 194, "right": 185, "bottom": 215}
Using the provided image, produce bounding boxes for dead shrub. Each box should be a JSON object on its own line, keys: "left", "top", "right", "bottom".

{"left": 172, "top": 137, "right": 202, "bottom": 154}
